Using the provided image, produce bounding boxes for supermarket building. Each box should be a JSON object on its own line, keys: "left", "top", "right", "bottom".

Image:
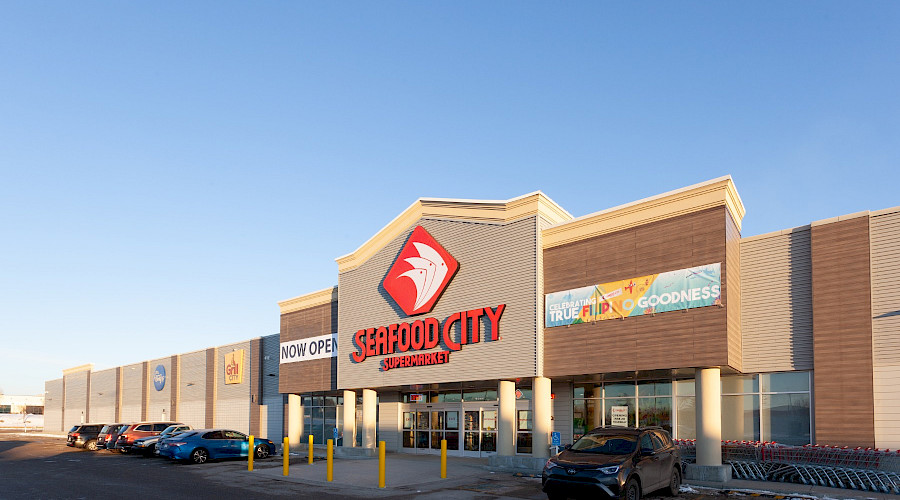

{"left": 46, "top": 176, "right": 900, "bottom": 471}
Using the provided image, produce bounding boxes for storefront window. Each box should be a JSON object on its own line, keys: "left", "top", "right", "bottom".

{"left": 463, "top": 389, "right": 497, "bottom": 402}
{"left": 761, "top": 372, "right": 810, "bottom": 393}
{"left": 303, "top": 392, "right": 348, "bottom": 445}
{"left": 605, "top": 398, "right": 635, "bottom": 427}
{"left": 721, "top": 372, "right": 811, "bottom": 445}
{"left": 722, "top": 375, "right": 758, "bottom": 394}
{"left": 722, "top": 394, "right": 760, "bottom": 441}
{"left": 638, "top": 397, "right": 672, "bottom": 433}
{"left": 604, "top": 383, "right": 636, "bottom": 398}
{"left": 676, "top": 395, "right": 696, "bottom": 439}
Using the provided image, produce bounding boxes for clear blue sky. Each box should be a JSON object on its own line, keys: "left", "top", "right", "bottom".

{"left": 2, "top": 2, "right": 898, "bottom": 395}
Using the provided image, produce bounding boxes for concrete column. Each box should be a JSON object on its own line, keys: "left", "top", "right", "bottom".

{"left": 592, "top": 385, "right": 603, "bottom": 430}
{"left": 342, "top": 390, "right": 356, "bottom": 447}
{"left": 498, "top": 380, "right": 516, "bottom": 456}
{"left": 287, "top": 394, "right": 303, "bottom": 452}
{"left": 696, "top": 367, "right": 722, "bottom": 466}
{"left": 532, "top": 377, "right": 552, "bottom": 458}
{"left": 362, "top": 389, "right": 377, "bottom": 449}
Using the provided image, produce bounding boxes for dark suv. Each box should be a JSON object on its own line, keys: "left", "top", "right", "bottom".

{"left": 66, "top": 424, "right": 106, "bottom": 451}
{"left": 115, "top": 422, "right": 178, "bottom": 453}
{"left": 542, "top": 426, "right": 681, "bottom": 500}
{"left": 97, "top": 423, "right": 128, "bottom": 450}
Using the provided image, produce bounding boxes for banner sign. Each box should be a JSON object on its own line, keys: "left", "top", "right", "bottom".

{"left": 545, "top": 263, "right": 721, "bottom": 328}
{"left": 224, "top": 349, "right": 244, "bottom": 385}
{"left": 610, "top": 406, "right": 629, "bottom": 426}
{"left": 153, "top": 365, "right": 166, "bottom": 391}
{"left": 280, "top": 333, "right": 338, "bottom": 364}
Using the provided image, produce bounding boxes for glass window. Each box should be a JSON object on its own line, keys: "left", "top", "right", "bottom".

{"left": 482, "top": 410, "right": 497, "bottom": 431}
{"left": 675, "top": 380, "right": 695, "bottom": 396}
{"left": 136, "top": 424, "right": 152, "bottom": 431}
{"left": 464, "top": 431, "right": 479, "bottom": 451}
{"left": 722, "top": 375, "right": 758, "bottom": 394}
{"left": 416, "top": 412, "right": 430, "bottom": 430}
{"left": 0, "top": 405, "right": 11, "bottom": 414}
{"left": 446, "top": 411, "right": 459, "bottom": 430}
{"left": 762, "top": 393, "right": 810, "bottom": 445}
{"left": 639, "top": 434, "right": 653, "bottom": 452}
{"left": 481, "top": 432, "right": 496, "bottom": 452}
{"left": 435, "top": 390, "right": 462, "bottom": 403}
{"left": 431, "top": 411, "right": 445, "bottom": 430}
{"left": 650, "top": 433, "right": 665, "bottom": 451}
{"left": 604, "top": 383, "right": 636, "bottom": 398}
{"left": 574, "top": 385, "right": 599, "bottom": 399}
{"left": 516, "top": 432, "right": 532, "bottom": 454}
{"left": 638, "top": 397, "right": 672, "bottom": 435}
{"left": 517, "top": 410, "right": 533, "bottom": 431}
{"left": 301, "top": 396, "right": 312, "bottom": 406}
{"left": 311, "top": 407, "right": 325, "bottom": 444}
{"left": 464, "top": 411, "right": 479, "bottom": 431}
{"left": 762, "top": 372, "right": 809, "bottom": 393}
{"left": 637, "top": 381, "right": 671, "bottom": 397}
{"left": 463, "top": 389, "right": 497, "bottom": 402}
{"left": 204, "top": 431, "right": 224, "bottom": 439}
{"left": 676, "top": 396, "right": 696, "bottom": 439}
{"left": 722, "top": 394, "right": 760, "bottom": 441}
{"left": 571, "top": 433, "right": 636, "bottom": 454}
{"left": 153, "top": 423, "right": 170, "bottom": 431}
{"left": 402, "top": 412, "right": 414, "bottom": 430}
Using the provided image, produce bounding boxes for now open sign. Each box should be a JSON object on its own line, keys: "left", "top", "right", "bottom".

{"left": 280, "top": 333, "right": 338, "bottom": 364}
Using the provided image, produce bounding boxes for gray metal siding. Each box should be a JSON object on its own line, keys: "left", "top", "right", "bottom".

{"left": 740, "top": 228, "right": 814, "bottom": 372}
{"left": 216, "top": 340, "right": 251, "bottom": 433}
{"left": 64, "top": 371, "right": 89, "bottom": 430}
{"left": 121, "top": 363, "right": 144, "bottom": 422}
{"left": 44, "top": 379, "right": 64, "bottom": 432}
{"left": 147, "top": 358, "right": 172, "bottom": 421}
{"left": 871, "top": 209, "right": 900, "bottom": 448}
{"left": 178, "top": 350, "right": 207, "bottom": 429}
{"left": 261, "top": 334, "right": 283, "bottom": 439}
{"left": 89, "top": 369, "right": 117, "bottom": 423}
{"left": 338, "top": 216, "right": 539, "bottom": 388}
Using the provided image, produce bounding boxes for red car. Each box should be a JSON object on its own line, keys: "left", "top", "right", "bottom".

{"left": 115, "top": 422, "right": 179, "bottom": 453}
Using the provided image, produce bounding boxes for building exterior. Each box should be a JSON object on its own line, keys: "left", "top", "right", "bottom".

{"left": 43, "top": 336, "right": 283, "bottom": 437}
{"left": 0, "top": 394, "right": 44, "bottom": 430}
{"left": 44, "top": 176, "right": 900, "bottom": 470}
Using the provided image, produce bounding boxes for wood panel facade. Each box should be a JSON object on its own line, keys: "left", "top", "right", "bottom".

{"left": 279, "top": 300, "right": 338, "bottom": 394}
{"left": 811, "top": 215, "right": 875, "bottom": 448}
{"left": 543, "top": 207, "right": 736, "bottom": 377}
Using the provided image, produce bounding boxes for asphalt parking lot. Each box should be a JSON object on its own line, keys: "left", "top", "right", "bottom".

{"left": 0, "top": 432, "right": 726, "bottom": 500}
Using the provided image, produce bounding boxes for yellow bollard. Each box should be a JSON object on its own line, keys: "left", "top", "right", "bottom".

{"left": 327, "top": 439, "right": 334, "bottom": 482}
{"left": 283, "top": 437, "right": 289, "bottom": 476}
{"left": 308, "top": 434, "right": 314, "bottom": 465}
{"left": 378, "top": 440, "right": 386, "bottom": 488}
{"left": 248, "top": 435, "right": 254, "bottom": 471}
{"left": 440, "top": 439, "right": 447, "bottom": 479}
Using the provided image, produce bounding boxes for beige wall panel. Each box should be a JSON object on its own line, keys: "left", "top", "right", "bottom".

{"left": 338, "top": 216, "right": 539, "bottom": 389}
{"left": 740, "top": 228, "right": 813, "bottom": 372}
{"left": 121, "top": 363, "right": 144, "bottom": 422}
{"left": 378, "top": 400, "right": 402, "bottom": 452}
{"left": 64, "top": 371, "right": 89, "bottom": 429}
{"left": 178, "top": 350, "right": 207, "bottom": 429}
{"left": 146, "top": 357, "right": 172, "bottom": 422}
{"left": 216, "top": 340, "right": 252, "bottom": 433}
{"left": 726, "top": 210, "right": 742, "bottom": 371}
{"left": 870, "top": 209, "right": 900, "bottom": 448}
{"left": 551, "top": 380, "right": 573, "bottom": 445}
{"left": 45, "top": 379, "right": 64, "bottom": 432}
{"left": 89, "top": 369, "right": 118, "bottom": 424}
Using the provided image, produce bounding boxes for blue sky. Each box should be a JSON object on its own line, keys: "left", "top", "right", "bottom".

{"left": 1, "top": 2, "right": 898, "bottom": 395}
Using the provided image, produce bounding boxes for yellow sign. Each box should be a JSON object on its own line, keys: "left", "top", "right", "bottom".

{"left": 224, "top": 349, "right": 244, "bottom": 384}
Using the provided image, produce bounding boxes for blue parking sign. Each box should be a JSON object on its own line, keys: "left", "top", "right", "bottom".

{"left": 333, "top": 427, "right": 339, "bottom": 440}
{"left": 551, "top": 432, "right": 561, "bottom": 446}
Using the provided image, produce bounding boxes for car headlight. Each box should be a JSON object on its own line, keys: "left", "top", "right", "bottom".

{"left": 596, "top": 465, "right": 620, "bottom": 475}
{"left": 543, "top": 459, "right": 557, "bottom": 471}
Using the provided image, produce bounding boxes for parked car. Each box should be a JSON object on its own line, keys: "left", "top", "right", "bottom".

{"left": 157, "top": 429, "right": 276, "bottom": 464}
{"left": 115, "top": 422, "right": 178, "bottom": 453}
{"left": 66, "top": 424, "right": 106, "bottom": 451}
{"left": 541, "top": 426, "right": 681, "bottom": 500}
{"left": 97, "top": 423, "right": 128, "bottom": 451}
{"left": 132, "top": 424, "right": 192, "bottom": 456}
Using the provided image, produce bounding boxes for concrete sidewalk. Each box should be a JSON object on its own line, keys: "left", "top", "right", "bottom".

{"left": 245, "top": 452, "right": 540, "bottom": 497}
{"left": 686, "top": 478, "right": 900, "bottom": 500}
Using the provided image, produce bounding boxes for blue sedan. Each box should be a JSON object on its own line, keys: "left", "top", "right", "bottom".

{"left": 157, "top": 429, "right": 277, "bottom": 464}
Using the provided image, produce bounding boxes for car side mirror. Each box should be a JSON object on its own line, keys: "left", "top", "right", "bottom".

{"left": 641, "top": 447, "right": 654, "bottom": 456}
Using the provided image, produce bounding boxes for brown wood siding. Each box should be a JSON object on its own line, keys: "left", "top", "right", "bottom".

{"left": 279, "top": 301, "right": 338, "bottom": 394}
{"left": 543, "top": 207, "right": 732, "bottom": 377}
{"left": 725, "top": 210, "right": 742, "bottom": 371}
{"left": 811, "top": 216, "right": 875, "bottom": 447}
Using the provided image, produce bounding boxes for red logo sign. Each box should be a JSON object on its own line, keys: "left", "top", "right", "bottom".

{"left": 383, "top": 226, "right": 459, "bottom": 316}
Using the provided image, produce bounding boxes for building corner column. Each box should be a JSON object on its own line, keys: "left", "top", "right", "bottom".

{"left": 342, "top": 390, "right": 356, "bottom": 447}
{"left": 686, "top": 367, "right": 731, "bottom": 482}
{"left": 532, "top": 376, "right": 552, "bottom": 459}
{"left": 287, "top": 394, "right": 303, "bottom": 452}
{"left": 362, "top": 389, "right": 377, "bottom": 449}
{"left": 498, "top": 380, "right": 516, "bottom": 456}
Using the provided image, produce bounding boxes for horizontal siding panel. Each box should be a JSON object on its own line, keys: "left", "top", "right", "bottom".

{"left": 89, "top": 369, "right": 118, "bottom": 424}
{"left": 120, "top": 363, "right": 144, "bottom": 422}
{"left": 64, "top": 371, "right": 89, "bottom": 430}
{"left": 740, "top": 228, "right": 813, "bottom": 372}
{"left": 44, "top": 379, "right": 64, "bottom": 432}
{"left": 871, "top": 212, "right": 900, "bottom": 449}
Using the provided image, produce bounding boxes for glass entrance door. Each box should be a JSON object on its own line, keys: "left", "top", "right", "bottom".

{"left": 402, "top": 406, "right": 460, "bottom": 455}
{"left": 462, "top": 405, "right": 498, "bottom": 457}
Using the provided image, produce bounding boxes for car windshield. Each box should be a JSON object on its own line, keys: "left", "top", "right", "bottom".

{"left": 100, "top": 425, "right": 111, "bottom": 433}
{"left": 69, "top": 426, "right": 80, "bottom": 433}
{"left": 570, "top": 433, "right": 637, "bottom": 454}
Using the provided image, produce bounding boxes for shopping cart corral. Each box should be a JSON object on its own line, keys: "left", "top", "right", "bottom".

{"left": 675, "top": 439, "right": 900, "bottom": 494}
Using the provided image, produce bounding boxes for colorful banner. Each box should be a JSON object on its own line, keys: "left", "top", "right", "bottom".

{"left": 545, "top": 263, "right": 721, "bottom": 328}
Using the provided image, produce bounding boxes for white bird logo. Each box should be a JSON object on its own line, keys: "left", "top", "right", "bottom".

{"left": 398, "top": 242, "right": 448, "bottom": 311}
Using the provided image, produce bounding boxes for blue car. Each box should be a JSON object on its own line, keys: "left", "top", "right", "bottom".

{"left": 157, "top": 429, "right": 277, "bottom": 464}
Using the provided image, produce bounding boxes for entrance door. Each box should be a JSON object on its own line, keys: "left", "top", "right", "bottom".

{"left": 461, "top": 404, "right": 498, "bottom": 457}
{"left": 402, "top": 406, "right": 461, "bottom": 455}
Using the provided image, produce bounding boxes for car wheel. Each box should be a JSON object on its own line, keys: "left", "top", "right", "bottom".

{"left": 191, "top": 448, "right": 209, "bottom": 464}
{"left": 624, "top": 477, "right": 641, "bottom": 500}
{"left": 667, "top": 467, "right": 681, "bottom": 496}
{"left": 85, "top": 440, "right": 98, "bottom": 451}
{"left": 255, "top": 444, "right": 270, "bottom": 459}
